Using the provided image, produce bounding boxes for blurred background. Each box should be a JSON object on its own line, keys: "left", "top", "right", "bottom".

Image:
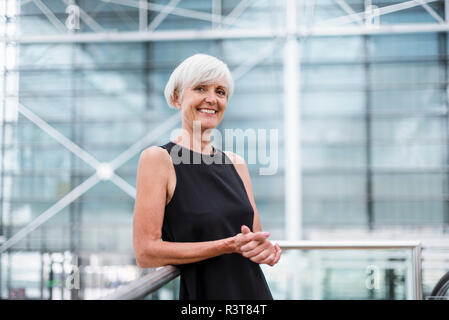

{"left": 1, "top": 0, "right": 449, "bottom": 300}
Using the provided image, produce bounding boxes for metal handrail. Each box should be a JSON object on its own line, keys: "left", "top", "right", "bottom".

{"left": 100, "top": 240, "right": 422, "bottom": 300}
{"left": 100, "top": 265, "right": 180, "bottom": 300}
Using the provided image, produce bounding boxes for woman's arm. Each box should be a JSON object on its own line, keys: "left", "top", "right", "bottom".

{"left": 133, "top": 147, "right": 269, "bottom": 268}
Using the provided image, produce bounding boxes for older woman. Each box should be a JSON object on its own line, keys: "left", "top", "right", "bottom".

{"left": 133, "top": 54, "right": 281, "bottom": 300}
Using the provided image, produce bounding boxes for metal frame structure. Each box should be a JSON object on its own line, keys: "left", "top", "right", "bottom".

{"left": 0, "top": 0, "right": 446, "bottom": 261}
{"left": 0, "top": 1, "right": 448, "bottom": 42}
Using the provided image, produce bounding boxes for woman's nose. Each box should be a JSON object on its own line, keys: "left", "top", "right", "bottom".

{"left": 204, "top": 92, "right": 217, "bottom": 104}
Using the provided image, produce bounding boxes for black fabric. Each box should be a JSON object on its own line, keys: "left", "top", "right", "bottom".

{"left": 158, "top": 141, "right": 273, "bottom": 300}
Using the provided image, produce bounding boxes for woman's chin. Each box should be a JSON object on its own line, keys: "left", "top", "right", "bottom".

{"left": 195, "top": 118, "right": 219, "bottom": 129}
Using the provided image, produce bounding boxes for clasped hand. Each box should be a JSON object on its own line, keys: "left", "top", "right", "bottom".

{"left": 232, "top": 225, "right": 282, "bottom": 267}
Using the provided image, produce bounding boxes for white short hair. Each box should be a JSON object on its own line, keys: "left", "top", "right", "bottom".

{"left": 164, "top": 54, "right": 234, "bottom": 109}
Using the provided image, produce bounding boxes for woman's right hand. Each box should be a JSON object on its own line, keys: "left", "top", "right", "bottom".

{"left": 239, "top": 225, "right": 282, "bottom": 267}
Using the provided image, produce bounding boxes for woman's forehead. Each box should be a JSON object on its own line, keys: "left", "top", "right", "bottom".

{"left": 195, "top": 80, "right": 228, "bottom": 88}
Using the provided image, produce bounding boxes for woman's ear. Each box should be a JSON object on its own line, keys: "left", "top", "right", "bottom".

{"left": 172, "top": 90, "right": 181, "bottom": 109}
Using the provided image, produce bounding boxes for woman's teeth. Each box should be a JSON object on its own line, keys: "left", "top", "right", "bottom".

{"left": 198, "top": 109, "right": 216, "bottom": 114}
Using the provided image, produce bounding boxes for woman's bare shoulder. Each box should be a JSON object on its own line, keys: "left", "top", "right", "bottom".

{"left": 223, "top": 150, "right": 246, "bottom": 165}
{"left": 139, "top": 146, "right": 172, "bottom": 171}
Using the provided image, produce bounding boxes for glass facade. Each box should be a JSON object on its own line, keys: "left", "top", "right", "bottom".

{"left": 0, "top": 0, "right": 448, "bottom": 299}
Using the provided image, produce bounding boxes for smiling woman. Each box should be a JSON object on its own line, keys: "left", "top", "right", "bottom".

{"left": 133, "top": 53, "right": 281, "bottom": 300}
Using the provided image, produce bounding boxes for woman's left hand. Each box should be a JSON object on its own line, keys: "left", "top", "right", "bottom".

{"left": 239, "top": 225, "right": 282, "bottom": 267}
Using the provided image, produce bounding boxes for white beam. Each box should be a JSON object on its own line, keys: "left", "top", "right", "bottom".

{"left": 303, "top": 22, "right": 449, "bottom": 36}
{"left": 4, "top": 20, "right": 449, "bottom": 44}
{"left": 414, "top": 0, "right": 445, "bottom": 24}
{"left": 221, "top": 0, "right": 252, "bottom": 28}
{"left": 0, "top": 28, "right": 280, "bottom": 43}
{"left": 284, "top": 0, "right": 301, "bottom": 241}
{"left": 32, "top": 0, "right": 67, "bottom": 33}
{"left": 335, "top": 0, "right": 363, "bottom": 25}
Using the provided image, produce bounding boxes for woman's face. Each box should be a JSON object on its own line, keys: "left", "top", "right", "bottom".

{"left": 175, "top": 80, "right": 228, "bottom": 131}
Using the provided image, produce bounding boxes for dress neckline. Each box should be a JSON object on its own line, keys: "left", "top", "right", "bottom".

{"left": 169, "top": 141, "right": 217, "bottom": 157}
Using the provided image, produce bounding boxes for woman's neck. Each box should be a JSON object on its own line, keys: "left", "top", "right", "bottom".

{"left": 173, "top": 130, "right": 214, "bottom": 155}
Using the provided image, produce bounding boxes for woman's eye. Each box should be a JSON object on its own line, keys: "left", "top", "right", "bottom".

{"left": 195, "top": 86, "right": 204, "bottom": 91}
{"left": 217, "top": 90, "right": 225, "bottom": 96}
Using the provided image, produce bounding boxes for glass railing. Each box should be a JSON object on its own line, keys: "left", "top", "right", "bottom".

{"left": 261, "top": 241, "right": 422, "bottom": 300}
{"left": 100, "top": 240, "right": 422, "bottom": 300}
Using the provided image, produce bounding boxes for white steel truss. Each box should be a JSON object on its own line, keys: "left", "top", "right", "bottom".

{"left": 0, "top": 0, "right": 446, "bottom": 43}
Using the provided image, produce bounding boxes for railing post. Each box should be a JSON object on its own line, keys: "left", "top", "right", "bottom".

{"left": 413, "top": 244, "right": 423, "bottom": 300}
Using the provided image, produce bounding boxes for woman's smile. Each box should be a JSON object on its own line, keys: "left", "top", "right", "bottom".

{"left": 197, "top": 108, "right": 217, "bottom": 116}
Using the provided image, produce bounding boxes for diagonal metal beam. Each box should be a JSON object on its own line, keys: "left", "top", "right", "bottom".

{"left": 110, "top": 174, "right": 136, "bottom": 198}
{"left": 109, "top": 112, "right": 181, "bottom": 170}
{"left": 147, "top": 0, "right": 180, "bottom": 31}
{"left": 17, "top": 102, "right": 101, "bottom": 169}
{"left": 335, "top": 0, "right": 363, "bottom": 25}
{"left": 231, "top": 39, "right": 282, "bottom": 81}
{"left": 17, "top": 101, "right": 137, "bottom": 196}
{"left": 414, "top": 0, "right": 445, "bottom": 24}
{"left": 32, "top": 0, "right": 67, "bottom": 33}
{"left": 221, "top": 0, "right": 252, "bottom": 28}
{"left": 0, "top": 173, "right": 101, "bottom": 253}
{"left": 2, "top": 103, "right": 180, "bottom": 249}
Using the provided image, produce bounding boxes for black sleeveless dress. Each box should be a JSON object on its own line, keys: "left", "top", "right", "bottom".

{"left": 158, "top": 141, "right": 273, "bottom": 300}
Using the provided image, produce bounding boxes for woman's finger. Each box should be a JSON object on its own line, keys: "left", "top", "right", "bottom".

{"left": 242, "top": 240, "right": 271, "bottom": 258}
{"left": 260, "top": 251, "right": 276, "bottom": 265}
{"left": 246, "top": 231, "right": 269, "bottom": 243}
{"left": 272, "top": 249, "right": 282, "bottom": 266}
{"left": 240, "top": 240, "right": 260, "bottom": 252}
{"left": 249, "top": 246, "right": 274, "bottom": 264}
{"left": 241, "top": 225, "right": 251, "bottom": 234}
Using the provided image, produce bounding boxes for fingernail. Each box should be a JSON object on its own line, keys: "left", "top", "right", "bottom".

{"left": 263, "top": 232, "right": 270, "bottom": 237}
